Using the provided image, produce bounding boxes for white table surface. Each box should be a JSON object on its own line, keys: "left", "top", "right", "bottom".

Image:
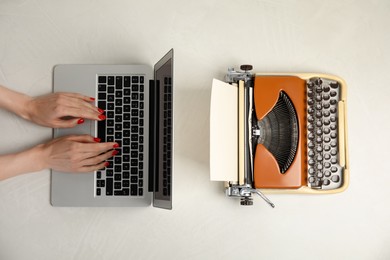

{"left": 0, "top": 0, "right": 389, "bottom": 259}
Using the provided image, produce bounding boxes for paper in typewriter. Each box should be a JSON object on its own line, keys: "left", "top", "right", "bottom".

{"left": 210, "top": 79, "right": 238, "bottom": 182}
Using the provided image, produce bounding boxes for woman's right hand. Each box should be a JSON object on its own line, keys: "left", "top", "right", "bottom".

{"left": 39, "top": 135, "right": 118, "bottom": 173}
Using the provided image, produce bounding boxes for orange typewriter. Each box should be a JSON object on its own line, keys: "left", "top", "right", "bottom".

{"left": 210, "top": 65, "right": 349, "bottom": 207}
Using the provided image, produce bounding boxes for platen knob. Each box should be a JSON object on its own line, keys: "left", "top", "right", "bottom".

{"left": 240, "top": 64, "right": 253, "bottom": 71}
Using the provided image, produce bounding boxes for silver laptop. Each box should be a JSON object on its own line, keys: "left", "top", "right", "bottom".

{"left": 51, "top": 49, "right": 173, "bottom": 209}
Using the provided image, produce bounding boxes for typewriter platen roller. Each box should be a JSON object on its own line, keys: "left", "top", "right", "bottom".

{"left": 210, "top": 66, "right": 349, "bottom": 207}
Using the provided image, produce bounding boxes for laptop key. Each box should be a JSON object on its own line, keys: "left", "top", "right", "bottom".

{"left": 123, "top": 188, "right": 130, "bottom": 196}
{"left": 116, "top": 76, "right": 122, "bottom": 88}
{"left": 106, "top": 178, "right": 113, "bottom": 195}
{"left": 130, "top": 185, "right": 138, "bottom": 196}
{"left": 98, "top": 76, "right": 106, "bottom": 83}
{"left": 124, "top": 76, "right": 130, "bottom": 87}
{"left": 108, "top": 76, "right": 114, "bottom": 85}
{"left": 97, "top": 120, "right": 106, "bottom": 142}
{"left": 132, "top": 76, "right": 139, "bottom": 83}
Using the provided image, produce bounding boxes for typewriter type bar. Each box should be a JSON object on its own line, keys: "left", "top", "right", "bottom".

{"left": 210, "top": 66, "right": 349, "bottom": 206}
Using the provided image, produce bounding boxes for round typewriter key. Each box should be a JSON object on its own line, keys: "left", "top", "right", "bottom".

{"left": 331, "top": 158, "right": 337, "bottom": 164}
{"left": 316, "top": 86, "right": 322, "bottom": 93}
{"left": 324, "top": 119, "right": 330, "bottom": 126}
{"left": 308, "top": 141, "right": 315, "bottom": 148}
{"left": 316, "top": 146, "right": 323, "bottom": 152}
{"left": 317, "top": 155, "right": 323, "bottom": 161}
{"left": 309, "top": 159, "right": 315, "bottom": 166}
{"left": 331, "top": 149, "right": 337, "bottom": 156}
{"left": 324, "top": 170, "right": 331, "bottom": 177}
{"left": 316, "top": 111, "right": 322, "bottom": 118}
{"left": 309, "top": 167, "right": 315, "bottom": 175}
{"left": 323, "top": 103, "right": 330, "bottom": 109}
{"left": 323, "top": 85, "right": 330, "bottom": 92}
{"left": 315, "top": 78, "right": 323, "bottom": 85}
{"left": 308, "top": 176, "right": 315, "bottom": 183}
{"left": 308, "top": 107, "right": 314, "bottom": 114}
{"left": 316, "top": 103, "right": 322, "bottom": 110}
{"left": 308, "top": 82, "right": 314, "bottom": 89}
{"left": 308, "top": 115, "right": 314, "bottom": 122}
{"left": 316, "top": 137, "right": 322, "bottom": 143}
{"left": 324, "top": 127, "right": 330, "bottom": 134}
{"left": 324, "top": 145, "right": 331, "bottom": 151}
{"left": 317, "top": 164, "right": 323, "bottom": 170}
{"left": 330, "top": 82, "right": 338, "bottom": 89}
{"left": 331, "top": 175, "right": 340, "bottom": 182}
{"left": 323, "top": 110, "right": 330, "bottom": 117}
{"left": 324, "top": 137, "right": 330, "bottom": 143}
{"left": 330, "top": 124, "right": 337, "bottom": 130}
{"left": 330, "top": 116, "right": 336, "bottom": 122}
{"left": 330, "top": 91, "right": 337, "bottom": 97}
{"left": 323, "top": 179, "right": 330, "bottom": 186}
{"left": 330, "top": 99, "right": 337, "bottom": 105}
{"left": 308, "top": 149, "right": 315, "bottom": 157}
{"left": 330, "top": 132, "right": 337, "bottom": 138}
{"left": 330, "top": 107, "right": 337, "bottom": 113}
{"left": 324, "top": 153, "right": 331, "bottom": 160}
{"left": 331, "top": 166, "right": 338, "bottom": 173}
{"left": 317, "top": 171, "right": 323, "bottom": 178}
{"left": 316, "top": 94, "right": 322, "bottom": 101}
{"left": 323, "top": 94, "right": 330, "bottom": 101}
{"left": 308, "top": 132, "right": 315, "bottom": 140}
{"left": 308, "top": 91, "right": 314, "bottom": 98}
{"left": 316, "top": 129, "right": 323, "bottom": 135}
{"left": 324, "top": 162, "right": 331, "bottom": 169}
{"left": 316, "top": 121, "right": 322, "bottom": 127}
{"left": 308, "top": 98, "right": 314, "bottom": 105}
{"left": 331, "top": 141, "right": 337, "bottom": 147}
{"left": 308, "top": 123, "right": 314, "bottom": 131}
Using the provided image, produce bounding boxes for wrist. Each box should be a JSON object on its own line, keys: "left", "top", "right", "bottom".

{"left": 18, "top": 95, "right": 33, "bottom": 121}
{"left": 29, "top": 144, "right": 49, "bottom": 171}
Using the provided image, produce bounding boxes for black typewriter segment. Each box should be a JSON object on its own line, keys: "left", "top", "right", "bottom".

{"left": 306, "top": 78, "right": 343, "bottom": 190}
{"left": 95, "top": 75, "right": 145, "bottom": 197}
{"left": 256, "top": 91, "right": 299, "bottom": 173}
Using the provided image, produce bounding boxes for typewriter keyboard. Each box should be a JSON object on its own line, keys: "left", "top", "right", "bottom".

{"left": 306, "top": 78, "right": 343, "bottom": 190}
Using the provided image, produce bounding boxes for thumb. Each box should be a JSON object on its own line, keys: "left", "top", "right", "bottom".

{"left": 55, "top": 118, "right": 85, "bottom": 128}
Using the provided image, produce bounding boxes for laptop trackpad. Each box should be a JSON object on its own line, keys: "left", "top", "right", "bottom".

{"left": 55, "top": 120, "right": 94, "bottom": 138}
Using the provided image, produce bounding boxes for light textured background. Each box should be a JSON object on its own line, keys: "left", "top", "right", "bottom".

{"left": 0, "top": 0, "right": 389, "bottom": 259}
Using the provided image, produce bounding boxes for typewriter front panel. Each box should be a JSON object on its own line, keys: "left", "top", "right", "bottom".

{"left": 253, "top": 76, "right": 307, "bottom": 189}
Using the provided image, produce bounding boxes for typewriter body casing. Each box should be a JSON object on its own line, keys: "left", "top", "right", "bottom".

{"left": 210, "top": 67, "right": 349, "bottom": 206}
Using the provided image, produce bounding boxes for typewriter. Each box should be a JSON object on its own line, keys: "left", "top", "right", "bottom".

{"left": 210, "top": 65, "right": 349, "bottom": 207}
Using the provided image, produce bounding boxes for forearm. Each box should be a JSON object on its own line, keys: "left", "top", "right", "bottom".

{"left": 0, "top": 145, "right": 46, "bottom": 181}
{"left": 0, "top": 85, "right": 31, "bottom": 120}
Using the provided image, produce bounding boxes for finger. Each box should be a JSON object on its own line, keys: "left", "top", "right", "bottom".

{"left": 66, "top": 134, "right": 98, "bottom": 143}
{"left": 81, "top": 149, "right": 115, "bottom": 166}
{"left": 60, "top": 106, "right": 104, "bottom": 121}
{"left": 53, "top": 118, "right": 85, "bottom": 128}
{"left": 59, "top": 92, "right": 95, "bottom": 102}
{"left": 78, "top": 142, "right": 119, "bottom": 155}
{"left": 78, "top": 161, "right": 109, "bottom": 173}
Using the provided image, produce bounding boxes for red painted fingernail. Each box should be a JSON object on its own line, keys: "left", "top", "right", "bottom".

{"left": 77, "top": 118, "right": 84, "bottom": 124}
{"left": 113, "top": 143, "right": 119, "bottom": 148}
{"left": 90, "top": 97, "right": 96, "bottom": 101}
{"left": 93, "top": 137, "right": 101, "bottom": 142}
{"left": 112, "top": 150, "right": 118, "bottom": 156}
{"left": 98, "top": 114, "right": 106, "bottom": 120}
{"left": 104, "top": 162, "right": 109, "bottom": 167}
{"left": 98, "top": 108, "right": 105, "bottom": 114}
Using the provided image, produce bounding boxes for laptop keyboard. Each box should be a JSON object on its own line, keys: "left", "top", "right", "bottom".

{"left": 162, "top": 77, "right": 172, "bottom": 196}
{"left": 95, "top": 75, "right": 145, "bottom": 197}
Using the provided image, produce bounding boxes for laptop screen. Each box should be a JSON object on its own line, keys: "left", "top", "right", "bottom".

{"left": 150, "top": 49, "right": 173, "bottom": 209}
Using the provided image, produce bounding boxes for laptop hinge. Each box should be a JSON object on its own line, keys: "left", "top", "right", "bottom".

{"left": 148, "top": 79, "right": 158, "bottom": 192}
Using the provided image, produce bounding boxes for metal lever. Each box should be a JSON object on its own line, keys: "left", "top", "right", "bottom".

{"left": 240, "top": 188, "right": 275, "bottom": 208}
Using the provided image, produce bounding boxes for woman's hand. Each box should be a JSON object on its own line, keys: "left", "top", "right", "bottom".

{"left": 40, "top": 135, "right": 118, "bottom": 173}
{"left": 25, "top": 92, "right": 105, "bottom": 128}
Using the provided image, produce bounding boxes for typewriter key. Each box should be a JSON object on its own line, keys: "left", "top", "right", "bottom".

{"left": 323, "top": 85, "right": 330, "bottom": 92}
{"left": 308, "top": 98, "right": 314, "bottom": 105}
{"left": 315, "top": 78, "right": 323, "bottom": 85}
{"left": 330, "top": 124, "right": 337, "bottom": 130}
{"left": 308, "top": 115, "right": 314, "bottom": 122}
{"left": 323, "top": 94, "right": 330, "bottom": 101}
{"left": 331, "top": 158, "right": 337, "bottom": 164}
{"left": 330, "top": 82, "right": 339, "bottom": 89}
{"left": 330, "top": 91, "right": 337, "bottom": 97}
{"left": 331, "top": 149, "right": 337, "bottom": 156}
{"left": 308, "top": 123, "right": 314, "bottom": 131}
{"left": 308, "top": 150, "right": 315, "bottom": 157}
{"left": 316, "top": 137, "right": 322, "bottom": 143}
{"left": 324, "top": 162, "right": 331, "bottom": 169}
{"left": 316, "top": 111, "right": 322, "bottom": 118}
{"left": 308, "top": 159, "right": 315, "bottom": 166}
{"left": 317, "top": 155, "right": 323, "bottom": 161}
{"left": 324, "top": 154, "right": 331, "bottom": 160}
{"left": 331, "top": 141, "right": 337, "bottom": 147}
{"left": 323, "top": 179, "right": 330, "bottom": 186}
{"left": 316, "top": 129, "right": 323, "bottom": 135}
{"left": 324, "top": 119, "right": 330, "bottom": 125}
{"left": 324, "top": 145, "right": 331, "bottom": 151}
{"left": 308, "top": 167, "right": 315, "bottom": 175}
{"left": 308, "top": 176, "right": 315, "bottom": 183}
{"left": 331, "top": 175, "right": 340, "bottom": 182}
{"left": 331, "top": 166, "right": 338, "bottom": 173}
{"left": 316, "top": 121, "right": 322, "bottom": 127}
{"left": 324, "top": 137, "right": 331, "bottom": 143}
{"left": 330, "top": 107, "right": 337, "bottom": 113}
{"left": 308, "top": 107, "right": 314, "bottom": 114}
{"left": 316, "top": 94, "right": 322, "bottom": 101}
{"left": 316, "top": 86, "right": 322, "bottom": 93}
{"left": 316, "top": 146, "right": 323, "bottom": 152}
{"left": 324, "top": 127, "right": 330, "bottom": 134}
{"left": 324, "top": 170, "right": 331, "bottom": 177}
{"left": 330, "top": 99, "right": 337, "bottom": 105}
{"left": 317, "top": 164, "right": 323, "bottom": 170}
{"left": 323, "top": 103, "right": 330, "bottom": 109}
{"left": 317, "top": 171, "right": 323, "bottom": 178}
{"left": 316, "top": 103, "right": 322, "bottom": 110}
{"left": 323, "top": 110, "right": 330, "bottom": 117}
{"left": 308, "top": 132, "right": 315, "bottom": 140}
{"left": 330, "top": 116, "right": 336, "bottom": 122}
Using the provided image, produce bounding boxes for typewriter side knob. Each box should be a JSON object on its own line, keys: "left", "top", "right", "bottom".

{"left": 240, "top": 64, "right": 253, "bottom": 72}
{"left": 240, "top": 197, "right": 253, "bottom": 206}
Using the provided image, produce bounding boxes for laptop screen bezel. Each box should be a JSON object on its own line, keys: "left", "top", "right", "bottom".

{"left": 152, "top": 49, "right": 174, "bottom": 210}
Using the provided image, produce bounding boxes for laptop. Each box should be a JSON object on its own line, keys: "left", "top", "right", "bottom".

{"left": 51, "top": 49, "right": 173, "bottom": 209}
